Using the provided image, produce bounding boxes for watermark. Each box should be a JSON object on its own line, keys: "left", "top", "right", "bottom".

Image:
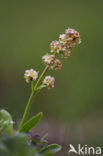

{"left": 68, "top": 144, "right": 102, "bottom": 155}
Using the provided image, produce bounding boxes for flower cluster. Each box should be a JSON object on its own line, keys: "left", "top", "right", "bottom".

{"left": 24, "top": 69, "right": 38, "bottom": 83}
{"left": 50, "top": 27, "right": 81, "bottom": 58}
{"left": 50, "top": 41, "right": 62, "bottom": 53}
{"left": 59, "top": 28, "right": 81, "bottom": 49}
{"left": 43, "top": 76, "right": 55, "bottom": 89}
{"left": 42, "top": 54, "right": 62, "bottom": 70}
{"left": 52, "top": 59, "right": 62, "bottom": 70}
{"left": 42, "top": 54, "right": 55, "bottom": 65}
{"left": 24, "top": 27, "right": 81, "bottom": 89}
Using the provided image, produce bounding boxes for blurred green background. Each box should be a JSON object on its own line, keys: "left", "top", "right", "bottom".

{"left": 0, "top": 0, "right": 103, "bottom": 155}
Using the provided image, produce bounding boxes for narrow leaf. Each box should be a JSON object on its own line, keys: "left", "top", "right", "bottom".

{"left": 40, "top": 144, "right": 62, "bottom": 154}
{"left": 19, "top": 112, "right": 43, "bottom": 132}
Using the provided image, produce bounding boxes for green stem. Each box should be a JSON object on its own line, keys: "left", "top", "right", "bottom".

{"left": 34, "top": 65, "right": 48, "bottom": 89}
{"left": 18, "top": 65, "right": 48, "bottom": 131}
{"left": 19, "top": 90, "right": 36, "bottom": 131}
{"left": 19, "top": 66, "right": 48, "bottom": 131}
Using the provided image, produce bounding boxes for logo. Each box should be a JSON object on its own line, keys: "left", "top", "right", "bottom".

{"left": 68, "top": 144, "right": 102, "bottom": 155}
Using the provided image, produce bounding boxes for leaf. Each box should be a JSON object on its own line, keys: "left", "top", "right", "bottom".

{"left": 0, "top": 109, "right": 13, "bottom": 135}
{"left": 40, "top": 144, "right": 62, "bottom": 154}
{"left": 43, "top": 151, "right": 53, "bottom": 156}
{"left": 0, "top": 132, "right": 38, "bottom": 156}
{"left": 19, "top": 112, "right": 43, "bottom": 132}
{"left": 41, "top": 133, "right": 48, "bottom": 140}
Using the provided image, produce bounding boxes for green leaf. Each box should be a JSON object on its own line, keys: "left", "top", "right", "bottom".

{"left": 43, "top": 151, "right": 53, "bottom": 156}
{"left": 19, "top": 112, "right": 43, "bottom": 132}
{"left": 40, "top": 144, "right": 62, "bottom": 154}
{"left": 0, "top": 109, "right": 13, "bottom": 135}
{"left": 41, "top": 133, "right": 48, "bottom": 140}
{"left": 0, "top": 132, "right": 39, "bottom": 156}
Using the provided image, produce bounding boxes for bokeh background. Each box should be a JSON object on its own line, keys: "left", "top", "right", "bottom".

{"left": 0, "top": 0, "right": 103, "bottom": 155}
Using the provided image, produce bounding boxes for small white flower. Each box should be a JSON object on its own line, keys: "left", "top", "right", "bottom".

{"left": 42, "top": 54, "right": 55, "bottom": 65}
{"left": 59, "top": 34, "right": 67, "bottom": 45}
{"left": 62, "top": 49, "right": 71, "bottom": 58}
{"left": 51, "top": 59, "right": 62, "bottom": 70}
{"left": 43, "top": 76, "right": 55, "bottom": 89}
{"left": 24, "top": 69, "right": 38, "bottom": 83}
{"left": 50, "top": 40, "right": 62, "bottom": 53}
{"left": 65, "top": 28, "right": 75, "bottom": 35}
{"left": 65, "top": 28, "right": 81, "bottom": 46}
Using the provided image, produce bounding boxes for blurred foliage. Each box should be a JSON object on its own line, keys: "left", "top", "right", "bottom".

{"left": 0, "top": 109, "right": 61, "bottom": 156}
{"left": 0, "top": 0, "right": 103, "bottom": 123}
{"left": 0, "top": 109, "right": 13, "bottom": 135}
{"left": 0, "top": 132, "right": 61, "bottom": 156}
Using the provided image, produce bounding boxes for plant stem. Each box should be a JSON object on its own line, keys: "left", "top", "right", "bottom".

{"left": 19, "top": 90, "right": 37, "bottom": 131}
{"left": 18, "top": 65, "right": 48, "bottom": 131}
{"left": 34, "top": 65, "right": 48, "bottom": 89}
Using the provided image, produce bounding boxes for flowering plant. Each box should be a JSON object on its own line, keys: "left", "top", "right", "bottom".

{"left": 0, "top": 27, "right": 81, "bottom": 156}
